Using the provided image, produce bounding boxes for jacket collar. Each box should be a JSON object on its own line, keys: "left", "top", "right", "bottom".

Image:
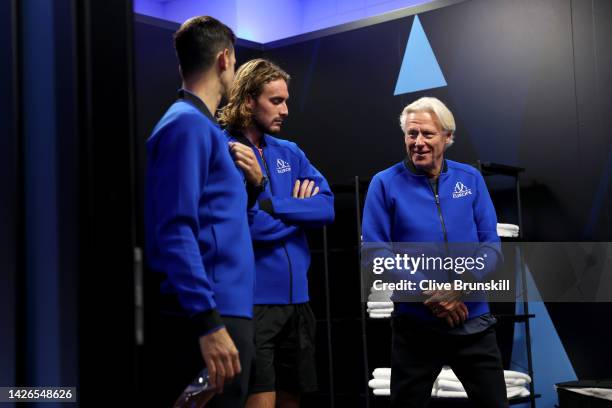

{"left": 403, "top": 156, "right": 448, "bottom": 176}
{"left": 226, "top": 128, "right": 268, "bottom": 148}
{"left": 177, "top": 89, "right": 217, "bottom": 124}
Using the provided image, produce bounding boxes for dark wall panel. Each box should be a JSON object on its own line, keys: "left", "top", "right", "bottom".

{"left": 0, "top": 0, "right": 19, "bottom": 394}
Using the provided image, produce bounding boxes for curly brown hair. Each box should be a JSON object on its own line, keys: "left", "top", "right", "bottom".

{"left": 218, "top": 59, "right": 290, "bottom": 130}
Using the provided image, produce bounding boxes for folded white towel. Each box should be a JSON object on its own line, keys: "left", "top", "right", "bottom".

{"left": 497, "top": 223, "right": 519, "bottom": 237}
{"left": 507, "top": 387, "right": 530, "bottom": 398}
{"left": 369, "top": 312, "right": 391, "bottom": 319}
{"left": 368, "top": 379, "right": 391, "bottom": 389}
{"left": 436, "top": 379, "right": 464, "bottom": 392}
{"left": 368, "top": 292, "right": 393, "bottom": 302}
{"left": 505, "top": 378, "right": 529, "bottom": 386}
{"left": 504, "top": 370, "right": 531, "bottom": 383}
{"left": 370, "top": 367, "right": 531, "bottom": 399}
{"left": 433, "top": 389, "right": 468, "bottom": 398}
{"left": 367, "top": 301, "right": 394, "bottom": 309}
{"left": 497, "top": 223, "right": 519, "bottom": 231}
{"left": 436, "top": 366, "right": 459, "bottom": 382}
{"left": 372, "top": 368, "right": 391, "bottom": 379}
{"left": 435, "top": 380, "right": 527, "bottom": 395}
{"left": 373, "top": 389, "right": 390, "bottom": 396}
{"left": 367, "top": 308, "right": 394, "bottom": 314}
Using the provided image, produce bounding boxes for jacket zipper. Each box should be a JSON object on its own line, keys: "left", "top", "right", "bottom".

{"left": 256, "top": 146, "right": 294, "bottom": 304}
{"left": 427, "top": 178, "right": 449, "bottom": 253}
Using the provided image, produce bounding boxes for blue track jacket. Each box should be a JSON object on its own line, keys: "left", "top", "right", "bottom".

{"left": 362, "top": 159, "right": 501, "bottom": 321}
{"left": 225, "top": 130, "right": 334, "bottom": 304}
{"left": 145, "top": 90, "right": 255, "bottom": 335}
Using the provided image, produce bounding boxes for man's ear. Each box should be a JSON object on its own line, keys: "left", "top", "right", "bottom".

{"left": 246, "top": 94, "right": 255, "bottom": 110}
{"left": 217, "top": 48, "right": 230, "bottom": 71}
{"left": 444, "top": 131, "right": 452, "bottom": 144}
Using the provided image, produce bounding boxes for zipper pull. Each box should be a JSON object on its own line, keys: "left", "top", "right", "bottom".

{"left": 435, "top": 194, "right": 440, "bottom": 205}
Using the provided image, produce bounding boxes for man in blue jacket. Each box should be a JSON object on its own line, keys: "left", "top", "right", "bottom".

{"left": 145, "top": 16, "right": 265, "bottom": 407}
{"left": 220, "top": 59, "right": 335, "bottom": 408}
{"left": 362, "top": 97, "right": 507, "bottom": 407}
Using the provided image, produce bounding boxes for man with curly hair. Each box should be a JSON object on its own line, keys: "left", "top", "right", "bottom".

{"left": 220, "top": 59, "right": 335, "bottom": 408}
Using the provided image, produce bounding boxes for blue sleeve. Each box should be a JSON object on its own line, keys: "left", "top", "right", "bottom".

{"left": 259, "top": 146, "right": 334, "bottom": 227}
{"left": 362, "top": 175, "right": 428, "bottom": 286}
{"left": 468, "top": 172, "right": 503, "bottom": 281}
{"left": 148, "top": 118, "right": 223, "bottom": 332}
{"left": 248, "top": 201, "right": 300, "bottom": 243}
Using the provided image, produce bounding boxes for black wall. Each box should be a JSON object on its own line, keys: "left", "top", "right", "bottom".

{"left": 1, "top": 0, "right": 20, "bottom": 395}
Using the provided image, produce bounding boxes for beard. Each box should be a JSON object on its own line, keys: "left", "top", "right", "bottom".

{"left": 253, "top": 116, "right": 280, "bottom": 135}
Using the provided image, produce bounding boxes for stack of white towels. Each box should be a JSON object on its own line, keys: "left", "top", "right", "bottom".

{"left": 369, "top": 366, "right": 531, "bottom": 398}
{"left": 367, "top": 287, "right": 393, "bottom": 318}
{"left": 497, "top": 223, "right": 519, "bottom": 238}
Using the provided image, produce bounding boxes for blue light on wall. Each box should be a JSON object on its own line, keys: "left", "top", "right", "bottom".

{"left": 134, "top": 0, "right": 436, "bottom": 44}
{"left": 394, "top": 15, "right": 447, "bottom": 95}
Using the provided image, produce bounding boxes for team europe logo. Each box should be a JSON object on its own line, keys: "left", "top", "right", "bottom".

{"left": 452, "top": 181, "right": 472, "bottom": 198}
{"left": 276, "top": 159, "right": 291, "bottom": 174}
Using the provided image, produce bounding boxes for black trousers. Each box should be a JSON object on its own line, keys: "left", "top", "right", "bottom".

{"left": 144, "top": 312, "right": 254, "bottom": 408}
{"left": 390, "top": 315, "right": 508, "bottom": 408}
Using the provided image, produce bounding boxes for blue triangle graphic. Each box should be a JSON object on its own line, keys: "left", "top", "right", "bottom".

{"left": 394, "top": 15, "right": 447, "bottom": 95}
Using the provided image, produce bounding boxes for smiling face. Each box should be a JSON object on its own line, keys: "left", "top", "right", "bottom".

{"left": 249, "top": 78, "right": 289, "bottom": 134}
{"left": 404, "top": 111, "right": 451, "bottom": 177}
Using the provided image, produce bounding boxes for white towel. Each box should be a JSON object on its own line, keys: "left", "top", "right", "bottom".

{"left": 369, "top": 312, "right": 391, "bottom": 319}
{"left": 368, "top": 379, "right": 390, "bottom": 389}
{"left": 504, "top": 370, "right": 531, "bottom": 383}
{"left": 433, "top": 389, "right": 468, "bottom": 398}
{"left": 436, "top": 379, "right": 464, "bottom": 392}
{"left": 367, "top": 301, "right": 394, "bottom": 309}
{"left": 436, "top": 380, "right": 527, "bottom": 395}
{"left": 436, "top": 366, "right": 459, "bottom": 382}
{"left": 497, "top": 223, "right": 519, "bottom": 231}
{"left": 368, "top": 288, "right": 392, "bottom": 298}
{"left": 507, "top": 387, "right": 530, "bottom": 398}
{"left": 367, "top": 308, "right": 394, "bottom": 314}
{"left": 373, "top": 389, "right": 390, "bottom": 396}
{"left": 506, "top": 378, "right": 529, "bottom": 386}
{"left": 372, "top": 368, "right": 391, "bottom": 379}
{"left": 371, "top": 368, "right": 531, "bottom": 399}
{"left": 497, "top": 223, "right": 519, "bottom": 237}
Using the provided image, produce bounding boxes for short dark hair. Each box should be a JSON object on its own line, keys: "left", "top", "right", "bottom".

{"left": 173, "top": 16, "right": 236, "bottom": 79}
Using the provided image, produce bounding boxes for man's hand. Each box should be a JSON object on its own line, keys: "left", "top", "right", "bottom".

{"left": 229, "top": 142, "right": 263, "bottom": 185}
{"left": 198, "top": 328, "right": 241, "bottom": 394}
{"left": 293, "top": 179, "right": 319, "bottom": 199}
{"left": 423, "top": 290, "right": 469, "bottom": 328}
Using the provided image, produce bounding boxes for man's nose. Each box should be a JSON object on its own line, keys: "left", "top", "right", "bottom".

{"left": 415, "top": 134, "right": 426, "bottom": 147}
{"left": 280, "top": 102, "right": 288, "bottom": 117}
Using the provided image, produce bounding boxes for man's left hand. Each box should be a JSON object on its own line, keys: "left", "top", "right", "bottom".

{"left": 229, "top": 142, "right": 263, "bottom": 185}
{"left": 423, "top": 290, "right": 469, "bottom": 327}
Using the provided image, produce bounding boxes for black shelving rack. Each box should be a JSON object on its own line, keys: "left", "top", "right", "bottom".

{"left": 328, "top": 164, "right": 540, "bottom": 407}
{"left": 475, "top": 161, "right": 538, "bottom": 408}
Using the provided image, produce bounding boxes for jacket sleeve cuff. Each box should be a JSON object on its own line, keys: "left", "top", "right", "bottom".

{"left": 246, "top": 182, "right": 263, "bottom": 209}
{"left": 259, "top": 198, "right": 274, "bottom": 215}
{"left": 191, "top": 309, "right": 225, "bottom": 337}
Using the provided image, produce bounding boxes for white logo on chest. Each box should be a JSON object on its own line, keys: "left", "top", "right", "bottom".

{"left": 452, "top": 181, "right": 472, "bottom": 198}
{"left": 276, "top": 159, "right": 291, "bottom": 174}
